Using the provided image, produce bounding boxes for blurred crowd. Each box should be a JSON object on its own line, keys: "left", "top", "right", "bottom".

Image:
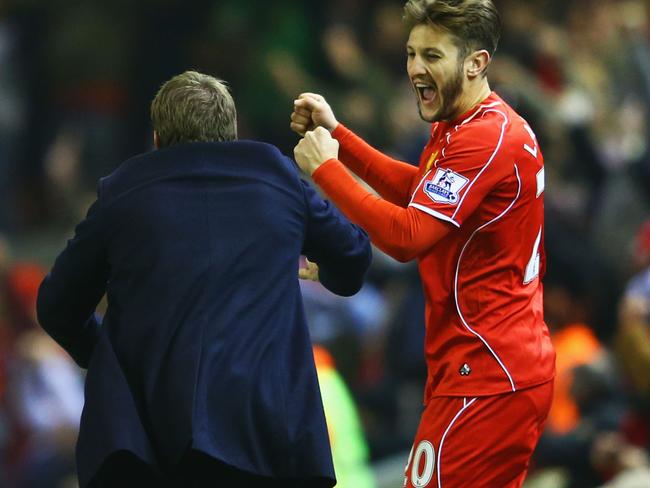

{"left": 1, "top": 0, "right": 650, "bottom": 486}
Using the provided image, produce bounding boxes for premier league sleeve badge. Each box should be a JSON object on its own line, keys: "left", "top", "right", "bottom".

{"left": 423, "top": 168, "right": 469, "bottom": 205}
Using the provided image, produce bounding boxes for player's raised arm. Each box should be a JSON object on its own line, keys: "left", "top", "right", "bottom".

{"left": 295, "top": 128, "right": 452, "bottom": 262}
{"left": 292, "top": 93, "right": 418, "bottom": 207}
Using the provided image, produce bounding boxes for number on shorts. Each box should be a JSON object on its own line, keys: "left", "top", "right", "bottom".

{"left": 404, "top": 440, "right": 435, "bottom": 487}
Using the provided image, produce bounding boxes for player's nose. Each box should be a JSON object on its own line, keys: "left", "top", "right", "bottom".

{"left": 408, "top": 55, "right": 427, "bottom": 77}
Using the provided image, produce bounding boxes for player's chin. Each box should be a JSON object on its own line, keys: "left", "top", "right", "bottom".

{"left": 417, "top": 103, "right": 439, "bottom": 123}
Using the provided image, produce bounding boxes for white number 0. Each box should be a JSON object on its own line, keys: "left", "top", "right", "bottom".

{"left": 404, "top": 441, "right": 435, "bottom": 487}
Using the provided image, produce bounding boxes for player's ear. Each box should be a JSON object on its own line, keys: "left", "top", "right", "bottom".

{"left": 153, "top": 131, "right": 161, "bottom": 149}
{"left": 466, "top": 50, "right": 490, "bottom": 79}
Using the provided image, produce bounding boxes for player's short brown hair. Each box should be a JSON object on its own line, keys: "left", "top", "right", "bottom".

{"left": 403, "top": 0, "right": 501, "bottom": 58}
{"left": 151, "top": 70, "right": 237, "bottom": 148}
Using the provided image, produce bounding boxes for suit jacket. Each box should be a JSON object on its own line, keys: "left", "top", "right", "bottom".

{"left": 36, "top": 141, "right": 372, "bottom": 487}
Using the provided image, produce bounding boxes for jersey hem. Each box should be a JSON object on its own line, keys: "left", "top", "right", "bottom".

{"left": 424, "top": 374, "right": 555, "bottom": 403}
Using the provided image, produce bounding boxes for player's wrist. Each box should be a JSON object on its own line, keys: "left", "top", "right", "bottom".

{"left": 311, "top": 158, "right": 338, "bottom": 179}
{"left": 325, "top": 120, "right": 339, "bottom": 133}
{"left": 307, "top": 159, "right": 326, "bottom": 176}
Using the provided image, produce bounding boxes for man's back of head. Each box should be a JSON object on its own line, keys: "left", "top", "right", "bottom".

{"left": 151, "top": 70, "right": 238, "bottom": 148}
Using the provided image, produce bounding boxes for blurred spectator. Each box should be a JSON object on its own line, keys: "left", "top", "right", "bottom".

{"left": 1, "top": 262, "right": 83, "bottom": 488}
{"left": 313, "top": 345, "right": 375, "bottom": 488}
{"left": 616, "top": 219, "right": 650, "bottom": 396}
{"left": 614, "top": 219, "right": 650, "bottom": 484}
{"left": 533, "top": 270, "right": 628, "bottom": 487}
{"left": 0, "top": 3, "right": 25, "bottom": 231}
{"left": 0, "top": 0, "right": 650, "bottom": 485}
{"left": 545, "top": 285, "right": 604, "bottom": 434}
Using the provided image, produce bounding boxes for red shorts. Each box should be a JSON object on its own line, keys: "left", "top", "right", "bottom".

{"left": 403, "top": 380, "right": 553, "bottom": 488}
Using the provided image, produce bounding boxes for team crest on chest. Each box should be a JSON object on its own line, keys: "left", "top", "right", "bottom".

{"left": 423, "top": 168, "right": 469, "bottom": 205}
{"left": 425, "top": 150, "right": 438, "bottom": 172}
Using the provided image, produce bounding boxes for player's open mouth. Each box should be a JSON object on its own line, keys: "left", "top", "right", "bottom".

{"left": 415, "top": 83, "right": 437, "bottom": 104}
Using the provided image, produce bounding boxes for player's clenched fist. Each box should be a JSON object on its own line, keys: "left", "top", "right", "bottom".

{"left": 294, "top": 127, "right": 339, "bottom": 176}
{"left": 290, "top": 93, "right": 339, "bottom": 136}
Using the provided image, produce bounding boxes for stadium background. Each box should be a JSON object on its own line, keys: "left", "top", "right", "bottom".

{"left": 1, "top": 0, "right": 650, "bottom": 486}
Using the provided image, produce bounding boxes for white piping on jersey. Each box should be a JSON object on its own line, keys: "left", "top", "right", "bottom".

{"left": 452, "top": 109, "right": 509, "bottom": 222}
{"left": 443, "top": 101, "right": 503, "bottom": 157}
{"left": 458, "top": 100, "right": 503, "bottom": 128}
{"left": 410, "top": 203, "right": 460, "bottom": 228}
{"left": 437, "top": 397, "right": 478, "bottom": 487}
{"left": 409, "top": 103, "right": 505, "bottom": 219}
{"left": 442, "top": 102, "right": 503, "bottom": 157}
{"left": 408, "top": 169, "right": 434, "bottom": 206}
{"left": 453, "top": 164, "right": 522, "bottom": 392}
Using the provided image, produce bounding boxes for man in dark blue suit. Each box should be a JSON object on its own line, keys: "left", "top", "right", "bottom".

{"left": 36, "top": 71, "right": 372, "bottom": 487}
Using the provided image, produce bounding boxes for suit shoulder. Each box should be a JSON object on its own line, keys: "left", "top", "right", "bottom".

{"left": 100, "top": 141, "right": 302, "bottom": 202}
{"left": 99, "top": 151, "right": 155, "bottom": 194}
{"left": 236, "top": 140, "right": 299, "bottom": 171}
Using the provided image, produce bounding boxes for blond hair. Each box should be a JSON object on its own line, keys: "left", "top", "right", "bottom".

{"left": 151, "top": 70, "right": 237, "bottom": 147}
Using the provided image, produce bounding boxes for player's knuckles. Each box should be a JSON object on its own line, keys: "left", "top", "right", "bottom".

{"left": 315, "top": 128, "right": 332, "bottom": 142}
{"left": 294, "top": 107, "right": 311, "bottom": 117}
{"left": 291, "top": 112, "right": 308, "bottom": 123}
{"left": 298, "top": 97, "right": 318, "bottom": 110}
{"left": 298, "top": 138, "right": 315, "bottom": 153}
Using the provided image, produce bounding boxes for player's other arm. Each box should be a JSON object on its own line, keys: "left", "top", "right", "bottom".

{"left": 295, "top": 129, "right": 452, "bottom": 262}
{"left": 37, "top": 199, "right": 109, "bottom": 368}
{"left": 291, "top": 93, "right": 418, "bottom": 207}
{"left": 313, "top": 158, "right": 451, "bottom": 262}
{"left": 300, "top": 177, "right": 372, "bottom": 296}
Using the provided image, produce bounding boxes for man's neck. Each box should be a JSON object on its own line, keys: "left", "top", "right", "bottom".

{"left": 450, "top": 80, "right": 493, "bottom": 122}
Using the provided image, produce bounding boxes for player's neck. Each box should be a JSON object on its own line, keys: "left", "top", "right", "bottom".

{"left": 451, "top": 80, "right": 492, "bottom": 123}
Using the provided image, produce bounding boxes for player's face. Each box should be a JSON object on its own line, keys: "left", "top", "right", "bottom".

{"left": 407, "top": 24, "right": 467, "bottom": 123}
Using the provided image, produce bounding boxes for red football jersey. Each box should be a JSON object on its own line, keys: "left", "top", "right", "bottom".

{"left": 408, "top": 92, "right": 555, "bottom": 400}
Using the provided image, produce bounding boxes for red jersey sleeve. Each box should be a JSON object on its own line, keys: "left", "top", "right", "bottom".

{"left": 409, "top": 111, "right": 511, "bottom": 227}
{"left": 312, "top": 159, "right": 452, "bottom": 262}
{"left": 333, "top": 124, "right": 419, "bottom": 207}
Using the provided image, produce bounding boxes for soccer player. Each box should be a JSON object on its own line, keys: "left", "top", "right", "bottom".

{"left": 290, "top": 1, "right": 556, "bottom": 486}
{"left": 37, "top": 71, "right": 371, "bottom": 487}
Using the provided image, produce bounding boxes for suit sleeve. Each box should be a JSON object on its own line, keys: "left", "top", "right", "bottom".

{"left": 300, "top": 179, "right": 372, "bottom": 297}
{"left": 37, "top": 199, "right": 109, "bottom": 368}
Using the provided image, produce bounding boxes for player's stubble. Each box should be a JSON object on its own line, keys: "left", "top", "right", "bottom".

{"left": 417, "top": 60, "right": 465, "bottom": 123}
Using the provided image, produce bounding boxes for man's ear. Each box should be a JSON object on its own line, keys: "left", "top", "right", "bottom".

{"left": 153, "top": 131, "right": 161, "bottom": 149}
{"left": 466, "top": 50, "right": 491, "bottom": 79}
